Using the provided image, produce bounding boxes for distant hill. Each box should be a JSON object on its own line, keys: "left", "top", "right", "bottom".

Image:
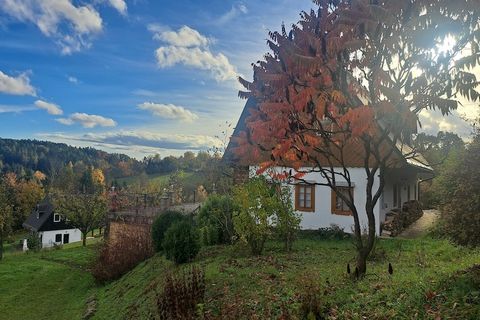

{"left": 0, "top": 138, "right": 143, "bottom": 181}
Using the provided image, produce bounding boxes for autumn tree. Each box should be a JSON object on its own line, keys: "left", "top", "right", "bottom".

{"left": 0, "top": 178, "right": 13, "bottom": 260}
{"left": 233, "top": 0, "right": 480, "bottom": 275}
{"left": 52, "top": 167, "right": 107, "bottom": 246}
{"left": 53, "top": 193, "right": 107, "bottom": 246}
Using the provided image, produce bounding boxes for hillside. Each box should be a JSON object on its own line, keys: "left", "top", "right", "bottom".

{"left": 0, "top": 138, "right": 143, "bottom": 181}
{"left": 2, "top": 235, "right": 479, "bottom": 319}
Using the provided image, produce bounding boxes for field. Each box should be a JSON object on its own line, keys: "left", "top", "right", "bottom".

{"left": 1, "top": 235, "right": 479, "bottom": 319}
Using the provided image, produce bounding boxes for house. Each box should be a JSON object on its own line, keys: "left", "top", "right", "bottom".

{"left": 23, "top": 200, "right": 82, "bottom": 248}
{"left": 224, "top": 98, "right": 434, "bottom": 235}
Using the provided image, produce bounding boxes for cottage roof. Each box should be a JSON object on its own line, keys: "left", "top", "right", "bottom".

{"left": 223, "top": 98, "right": 433, "bottom": 173}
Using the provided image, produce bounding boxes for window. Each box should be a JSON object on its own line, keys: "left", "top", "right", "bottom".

{"left": 295, "top": 184, "right": 315, "bottom": 212}
{"left": 407, "top": 185, "right": 411, "bottom": 201}
{"left": 53, "top": 213, "right": 60, "bottom": 222}
{"left": 55, "top": 234, "right": 62, "bottom": 243}
{"left": 332, "top": 186, "right": 354, "bottom": 215}
{"left": 414, "top": 183, "right": 417, "bottom": 200}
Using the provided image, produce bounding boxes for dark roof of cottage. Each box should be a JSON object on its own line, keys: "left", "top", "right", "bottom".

{"left": 22, "top": 200, "right": 54, "bottom": 232}
{"left": 223, "top": 97, "right": 433, "bottom": 173}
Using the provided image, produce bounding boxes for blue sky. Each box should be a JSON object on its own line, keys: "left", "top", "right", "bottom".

{"left": 0, "top": 0, "right": 475, "bottom": 159}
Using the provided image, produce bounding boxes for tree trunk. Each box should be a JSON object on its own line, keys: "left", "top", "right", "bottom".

{"left": 356, "top": 250, "right": 367, "bottom": 276}
{"left": 82, "top": 233, "right": 87, "bottom": 247}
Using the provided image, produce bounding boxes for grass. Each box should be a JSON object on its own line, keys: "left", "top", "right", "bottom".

{"left": 92, "top": 235, "right": 480, "bottom": 319}
{"left": 1, "top": 234, "right": 479, "bottom": 319}
{"left": 0, "top": 238, "right": 99, "bottom": 320}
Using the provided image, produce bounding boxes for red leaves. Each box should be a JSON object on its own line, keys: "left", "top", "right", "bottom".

{"left": 339, "top": 106, "right": 375, "bottom": 136}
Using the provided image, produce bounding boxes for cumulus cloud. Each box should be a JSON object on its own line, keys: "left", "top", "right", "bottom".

{"left": 34, "top": 100, "right": 63, "bottom": 115}
{"left": 56, "top": 113, "right": 116, "bottom": 128}
{"left": 105, "top": 0, "right": 127, "bottom": 15}
{"left": 150, "top": 25, "right": 237, "bottom": 82}
{"left": 0, "top": 71, "right": 36, "bottom": 96}
{"left": 154, "top": 25, "right": 211, "bottom": 47}
{"left": 138, "top": 102, "right": 199, "bottom": 122}
{"left": 0, "top": 0, "right": 103, "bottom": 54}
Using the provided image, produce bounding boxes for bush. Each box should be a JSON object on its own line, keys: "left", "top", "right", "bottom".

{"left": 26, "top": 232, "right": 41, "bottom": 251}
{"left": 317, "top": 225, "right": 349, "bottom": 240}
{"left": 197, "top": 195, "right": 236, "bottom": 246}
{"left": 92, "top": 224, "right": 153, "bottom": 283}
{"left": 163, "top": 221, "right": 200, "bottom": 264}
{"left": 232, "top": 177, "right": 278, "bottom": 255}
{"left": 436, "top": 135, "right": 480, "bottom": 247}
{"left": 156, "top": 265, "right": 205, "bottom": 320}
{"left": 152, "top": 211, "right": 186, "bottom": 252}
{"left": 272, "top": 186, "right": 301, "bottom": 251}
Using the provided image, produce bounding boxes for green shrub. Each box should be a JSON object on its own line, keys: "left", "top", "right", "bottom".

{"left": 26, "top": 232, "right": 41, "bottom": 251}
{"left": 317, "top": 225, "right": 349, "bottom": 240}
{"left": 232, "top": 177, "right": 278, "bottom": 255}
{"left": 151, "top": 211, "right": 185, "bottom": 252}
{"left": 435, "top": 135, "right": 480, "bottom": 247}
{"left": 272, "top": 185, "right": 301, "bottom": 251}
{"left": 197, "top": 195, "right": 236, "bottom": 246}
{"left": 163, "top": 221, "right": 200, "bottom": 264}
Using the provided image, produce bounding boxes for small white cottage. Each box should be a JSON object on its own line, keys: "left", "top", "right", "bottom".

{"left": 23, "top": 200, "right": 82, "bottom": 248}
{"left": 224, "top": 98, "right": 434, "bottom": 235}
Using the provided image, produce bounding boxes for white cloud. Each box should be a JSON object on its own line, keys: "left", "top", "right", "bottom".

{"left": 217, "top": 3, "right": 248, "bottom": 25}
{"left": 106, "top": 0, "right": 127, "bottom": 15}
{"left": 151, "top": 25, "right": 238, "bottom": 82}
{"left": 0, "top": 104, "right": 36, "bottom": 113}
{"left": 0, "top": 0, "right": 103, "bottom": 54}
{"left": 38, "top": 130, "right": 222, "bottom": 156}
{"left": 154, "top": 25, "right": 211, "bottom": 47}
{"left": 67, "top": 76, "right": 79, "bottom": 84}
{"left": 56, "top": 112, "right": 116, "bottom": 128}
{"left": 138, "top": 102, "right": 199, "bottom": 122}
{"left": 155, "top": 46, "right": 237, "bottom": 82}
{"left": 34, "top": 100, "right": 63, "bottom": 115}
{"left": 0, "top": 71, "right": 36, "bottom": 96}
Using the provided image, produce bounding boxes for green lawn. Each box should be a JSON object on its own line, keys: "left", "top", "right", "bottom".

{"left": 1, "top": 235, "right": 479, "bottom": 319}
{"left": 0, "top": 239, "right": 98, "bottom": 320}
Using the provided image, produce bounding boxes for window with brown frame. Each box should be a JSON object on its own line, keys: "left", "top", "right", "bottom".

{"left": 331, "top": 186, "right": 354, "bottom": 216}
{"left": 295, "top": 184, "right": 315, "bottom": 212}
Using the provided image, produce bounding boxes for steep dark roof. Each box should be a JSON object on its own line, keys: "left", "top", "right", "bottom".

{"left": 23, "top": 200, "right": 75, "bottom": 232}
{"left": 23, "top": 200, "right": 54, "bottom": 232}
{"left": 223, "top": 97, "right": 257, "bottom": 164}
{"left": 223, "top": 97, "right": 433, "bottom": 173}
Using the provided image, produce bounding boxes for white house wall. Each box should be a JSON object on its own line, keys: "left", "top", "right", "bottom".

{"left": 39, "top": 229, "right": 82, "bottom": 248}
{"left": 251, "top": 166, "right": 382, "bottom": 235}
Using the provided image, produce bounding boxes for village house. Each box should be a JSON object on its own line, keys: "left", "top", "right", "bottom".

{"left": 23, "top": 200, "right": 82, "bottom": 248}
{"left": 224, "top": 98, "right": 434, "bottom": 235}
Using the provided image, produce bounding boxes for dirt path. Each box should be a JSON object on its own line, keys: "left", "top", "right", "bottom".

{"left": 397, "top": 209, "right": 439, "bottom": 239}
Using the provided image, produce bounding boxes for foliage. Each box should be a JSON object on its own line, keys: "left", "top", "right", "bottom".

{"left": 436, "top": 134, "right": 480, "bottom": 246}
{"left": 156, "top": 265, "right": 205, "bottom": 320}
{"left": 197, "top": 195, "right": 236, "bottom": 246}
{"left": 271, "top": 185, "right": 301, "bottom": 251}
{"left": 232, "top": 177, "right": 279, "bottom": 255}
{"left": 151, "top": 211, "right": 186, "bottom": 252}
{"left": 163, "top": 221, "right": 200, "bottom": 264}
{"left": 232, "top": 0, "right": 480, "bottom": 275}
{"left": 26, "top": 232, "right": 41, "bottom": 252}
{"left": 317, "top": 225, "right": 349, "bottom": 240}
{"left": 0, "top": 137, "right": 142, "bottom": 181}
{"left": 91, "top": 224, "right": 153, "bottom": 283}
{"left": 53, "top": 192, "right": 107, "bottom": 246}
{"left": 0, "top": 177, "right": 13, "bottom": 260}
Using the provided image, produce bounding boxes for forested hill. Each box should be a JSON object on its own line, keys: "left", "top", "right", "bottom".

{"left": 0, "top": 138, "right": 142, "bottom": 180}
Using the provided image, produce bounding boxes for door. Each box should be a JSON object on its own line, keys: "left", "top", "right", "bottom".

{"left": 63, "top": 234, "right": 70, "bottom": 244}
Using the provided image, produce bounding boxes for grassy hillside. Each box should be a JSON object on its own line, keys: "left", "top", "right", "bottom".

{"left": 1, "top": 235, "right": 479, "bottom": 319}
{"left": 93, "top": 235, "right": 480, "bottom": 319}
